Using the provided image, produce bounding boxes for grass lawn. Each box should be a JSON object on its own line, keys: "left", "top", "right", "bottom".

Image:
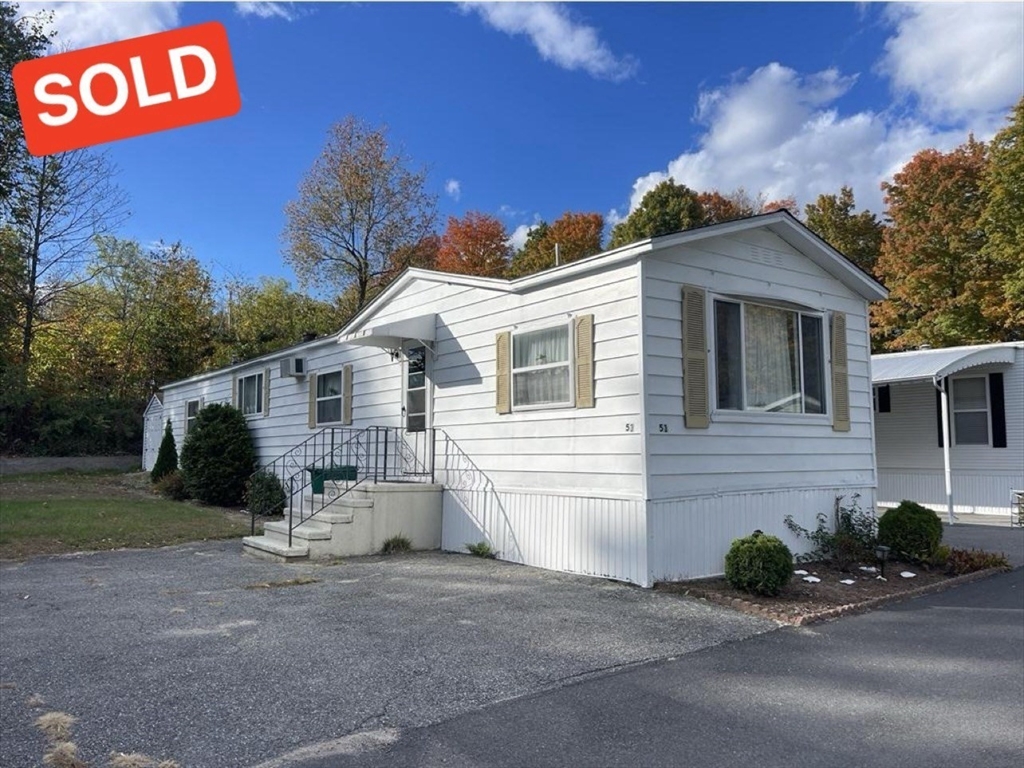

{"left": 0, "top": 470, "right": 254, "bottom": 559}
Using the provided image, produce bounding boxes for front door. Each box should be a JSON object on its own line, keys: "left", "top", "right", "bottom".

{"left": 402, "top": 345, "right": 432, "bottom": 475}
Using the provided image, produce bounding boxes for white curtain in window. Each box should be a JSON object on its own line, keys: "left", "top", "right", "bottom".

{"left": 744, "top": 305, "right": 798, "bottom": 412}
{"left": 514, "top": 368, "right": 570, "bottom": 406}
{"left": 514, "top": 327, "right": 568, "bottom": 367}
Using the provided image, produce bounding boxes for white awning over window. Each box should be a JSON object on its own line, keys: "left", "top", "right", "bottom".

{"left": 872, "top": 344, "right": 1017, "bottom": 385}
{"left": 339, "top": 313, "right": 436, "bottom": 350}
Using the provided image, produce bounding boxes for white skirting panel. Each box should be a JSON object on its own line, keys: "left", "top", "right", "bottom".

{"left": 648, "top": 486, "right": 876, "bottom": 583}
{"left": 441, "top": 488, "right": 648, "bottom": 586}
{"left": 878, "top": 471, "right": 1022, "bottom": 516}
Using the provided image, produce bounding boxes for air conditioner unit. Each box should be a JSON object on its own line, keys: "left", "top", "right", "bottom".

{"left": 280, "top": 357, "right": 306, "bottom": 378}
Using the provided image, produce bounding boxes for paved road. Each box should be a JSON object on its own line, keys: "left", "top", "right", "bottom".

{"left": 304, "top": 566, "right": 1024, "bottom": 768}
{"left": 0, "top": 544, "right": 772, "bottom": 768}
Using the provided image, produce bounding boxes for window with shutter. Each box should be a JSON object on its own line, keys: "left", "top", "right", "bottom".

{"left": 682, "top": 285, "right": 709, "bottom": 428}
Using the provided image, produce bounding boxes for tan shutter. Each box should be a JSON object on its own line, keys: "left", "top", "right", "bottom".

{"left": 308, "top": 372, "right": 318, "bottom": 429}
{"left": 831, "top": 312, "right": 850, "bottom": 432}
{"left": 574, "top": 314, "right": 595, "bottom": 408}
{"left": 682, "top": 285, "right": 710, "bottom": 429}
{"left": 231, "top": 375, "right": 238, "bottom": 408}
{"left": 495, "top": 332, "right": 511, "bottom": 414}
{"left": 263, "top": 369, "right": 271, "bottom": 416}
{"left": 342, "top": 364, "right": 353, "bottom": 425}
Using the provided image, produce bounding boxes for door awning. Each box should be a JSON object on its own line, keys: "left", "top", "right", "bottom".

{"left": 339, "top": 313, "right": 436, "bottom": 350}
{"left": 872, "top": 344, "right": 1017, "bottom": 386}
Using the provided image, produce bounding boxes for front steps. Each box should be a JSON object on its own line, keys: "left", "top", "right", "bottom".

{"left": 242, "top": 482, "right": 443, "bottom": 562}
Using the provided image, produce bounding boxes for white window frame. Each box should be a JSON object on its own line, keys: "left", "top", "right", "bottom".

{"left": 510, "top": 321, "right": 576, "bottom": 412}
{"left": 951, "top": 375, "right": 990, "bottom": 447}
{"left": 315, "top": 369, "right": 344, "bottom": 426}
{"left": 239, "top": 372, "right": 264, "bottom": 417}
{"left": 185, "top": 398, "right": 202, "bottom": 433}
{"left": 403, "top": 345, "right": 430, "bottom": 433}
{"left": 709, "top": 295, "right": 830, "bottom": 424}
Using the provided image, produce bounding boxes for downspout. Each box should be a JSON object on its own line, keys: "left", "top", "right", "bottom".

{"left": 934, "top": 375, "right": 955, "bottom": 525}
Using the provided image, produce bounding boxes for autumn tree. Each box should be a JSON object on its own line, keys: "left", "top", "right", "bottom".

{"left": 804, "top": 186, "right": 885, "bottom": 275}
{"left": 608, "top": 180, "right": 703, "bottom": 248}
{"left": 215, "top": 276, "right": 342, "bottom": 365}
{"left": 1, "top": 149, "right": 129, "bottom": 368}
{"left": 695, "top": 191, "right": 747, "bottom": 225}
{"left": 435, "top": 211, "right": 510, "bottom": 278}
{"left": 873, "top": 138, "right": 994, "bottom": 350}
{"left": 382, "top": 233, "right": 440, "bottom": 282}
{"left": 978, "top": 97, "right": 1024, "bottom": 339}
{"left": 507, "top": 211, "right": 604, "bottom": 278}
{"left": 283, "top": 116, "right": 437, "bottom": 311}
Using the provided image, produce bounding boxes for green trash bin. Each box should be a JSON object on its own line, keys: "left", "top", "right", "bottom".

{"left": 308, "top": 465, "right": 358, "bottom": 494}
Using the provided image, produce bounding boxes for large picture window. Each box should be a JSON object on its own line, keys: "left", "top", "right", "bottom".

{"left": 512, "top": 325, "right": 572, "bottom": 408}
{"left": 316, "top": 371, "right": 342, "bottom": 424}
{"left": 714, "top": 299, "right": 825, "bottom": 414}
{"left": 952, "top": 376, "right": 989, "bottom": 445}
{"left": 239, "top": 373, "right": 263, "bottom": 416}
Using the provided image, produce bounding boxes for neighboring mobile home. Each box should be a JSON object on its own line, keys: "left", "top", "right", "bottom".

{"left": 872, "top": 342, "right": 1024, "bottom": 519}
{"left": 147, "top": 211, "right": 887, "bottom": 586}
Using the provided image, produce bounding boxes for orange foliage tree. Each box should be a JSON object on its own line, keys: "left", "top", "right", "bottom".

{"left": 435, "top": 212, "right": 510, "bottom": 278}
{"left": 507, "top": 211, "right": 604, "bottom": 277}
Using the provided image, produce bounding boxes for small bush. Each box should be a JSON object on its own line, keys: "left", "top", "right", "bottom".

{"left": 150, "top": 420, "right": 178, "bottom": 483}
{"left": 154, "top": 471, "right": 188, "bottom": 501}
{"left": 926, "top": 544, "right": 952, "bottom": 569}
{"left": 724, "top": 531, "right": 793, "bottom": 596}
{"left": 245, "top": 471, "right": 286, "bottom": 516}
{"left": 784, "top": 494, "right": 878, "bottom": 569}
{"left": 381, "top": 535, "right": 412, "bottom": 554}
{"left": 878, "top": 501, "right": 943, "bottom": 561}
{"left": 179, "top": 404, "right": 257, "bottom": 507}
{"left": 466, "top": 541, "right": 497, "bottom": 559}
{"left": 945, "top": 548, "right": 1010, "bottom": 576}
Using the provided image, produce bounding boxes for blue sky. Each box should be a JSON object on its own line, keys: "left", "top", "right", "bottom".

{"left": 17, "top": 1, "right": 1024, "bottom": 290}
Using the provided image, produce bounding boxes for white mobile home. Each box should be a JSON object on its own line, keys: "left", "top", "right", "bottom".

{"left": 873, "top": 342, "right": 1024, "bottom": 519}
{"left": 149, "top": 212, "right": 887, "bottom": 586}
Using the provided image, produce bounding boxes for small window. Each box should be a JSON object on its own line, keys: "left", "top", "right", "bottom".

{"left": 316, "top": 371, "right": 343, "bottom": 424}
{"left": 714, "top": 299, "right": 825, "bottom": 414}
{"left": 952, "top": 376, "right": 989, "bottom": 445}
{"left": 239, "top": 373, "right": 263, "bottom": 416}
{"left": 406, "top": 347, "right": 427, "bottom": 432}
{"left": 185, "top": 399, "right": 201, "bottom": 433}
{"left": 512, "top": 324, "right": 572, "bottom": 408}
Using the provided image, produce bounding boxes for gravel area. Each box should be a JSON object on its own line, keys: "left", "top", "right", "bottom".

{"left": 0, "top": 543, "right": 774, "bottom": 768}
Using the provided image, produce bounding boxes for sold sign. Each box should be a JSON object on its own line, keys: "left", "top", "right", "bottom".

{"left": 13, "top": 22, "right": 241, "bottom": 156}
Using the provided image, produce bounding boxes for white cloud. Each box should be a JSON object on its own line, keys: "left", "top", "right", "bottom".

{"left": 17, "top": 1, "right": 182, "bottom": 50}
{"left": 508, "top": 223, "right": 536, "bottom": 252}
{"left": 498, "top": 203, "right": 524, "bottom": 219}
{"left": 879, "top": 3, "right": 1023, "bottom": 122}
{"left": 235, "top": 2, "right": 296, "bottom": 22}
{"left": 461, "top": 2, "right": 637, "bottom": 82}
{"left": 445, "top": 179, "right": 462, "bottom": 201}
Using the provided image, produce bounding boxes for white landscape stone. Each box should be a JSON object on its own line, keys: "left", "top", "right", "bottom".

{"left": 839, "top": 579, "right": 856, "bottom": 585}
{"left": 802, "top": 575, "right": 821, "bottom": 583}
{"left": 900, "top": 571, "right": 916, "bottom": 578}
{"left": 859, "top": 566, "right": 877, "bottom": 573}
{"left": 794, "top": 569, "right": 809, "bottom": 575}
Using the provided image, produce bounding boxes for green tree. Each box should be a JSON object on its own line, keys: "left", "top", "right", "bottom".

{"left": 1, "top": 2, "right": 52, "bottom": 204}
{"left": 978, "top": 97, "right": 1024, "bottom": 339}
{"left": 283, "top": 116, "right": 437, "bottom": 310}
{"left": 608, "top": 179, "right": 703, "bottom": 248}
{"left": 804, "top": 186, "right": 885, "bottom": 275}
{"left": 180, "top": 403, "right": 257, "bottom": 507}
{"left": 507, "top": 211, "right": 604, "bottom": 278}
{"left": 151, "top": 419, "right": 178, "bottom": 483}
{"left": 873, "top": 137, "right": 994, "bottom": 350}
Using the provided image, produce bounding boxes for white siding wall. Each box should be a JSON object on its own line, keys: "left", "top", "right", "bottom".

{"left": 648, "top": 486, "right": 876, "bottom": 581}
{"left": 640, "top": 229, "right": 878, "bottom": 582}
{"left": 876, "top": 351, "right": 1024, "bottom": 514}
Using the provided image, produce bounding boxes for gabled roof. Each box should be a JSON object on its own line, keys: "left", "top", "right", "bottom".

{"left": 342, "top": 211, "right": 888, "bottom": 337}
{"left": 872, "top": 342, "right": 1022, "bottom": 385}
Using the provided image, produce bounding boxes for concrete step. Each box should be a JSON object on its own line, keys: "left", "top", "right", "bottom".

{"left": 263, "top": 519, "right": 332, "bottom": 541}
{"left": 242, "top": 535, "right": 309, "bottom": 562}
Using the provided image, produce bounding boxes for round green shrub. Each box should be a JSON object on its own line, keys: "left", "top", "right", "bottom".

{"left": 154, "top": 470, "right": 189, "bottom": 501}
{"left": 180, "top": 404, "right": 257, "bottom": 507}
{"left": 245, "top": 470, "right": 287, "bottom": 516}
{"left": 724, "top": 532, "right": 793, "bottom": 596}
{"left": 878, "top": 501, "right": 943, "bottom": 561}
{"left": 150, "top": 419, "right": 178, "bottom": 483}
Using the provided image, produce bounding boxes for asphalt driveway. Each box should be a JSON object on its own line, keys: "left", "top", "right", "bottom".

{"left": 0, "top": 543, "right": 772, "bottom": 767}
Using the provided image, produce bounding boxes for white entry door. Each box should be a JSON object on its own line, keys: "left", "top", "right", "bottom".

{"left": 402, "top": 345, "right": 432, "bottom": 475}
